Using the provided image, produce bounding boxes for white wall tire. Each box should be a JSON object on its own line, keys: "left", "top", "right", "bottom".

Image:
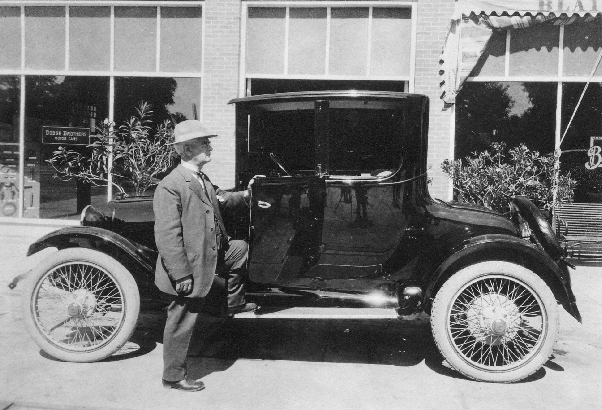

{"left": 22, "top": 248, "right": 140, "bottom": 362}
{"left": 431, "top": 261, "right": 559, "bottom": 383}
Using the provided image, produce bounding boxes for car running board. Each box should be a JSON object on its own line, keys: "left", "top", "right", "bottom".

{"left": 232, "top": 307, "right": 425, "bottom": 320}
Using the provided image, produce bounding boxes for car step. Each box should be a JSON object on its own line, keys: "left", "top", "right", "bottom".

{"left": 233, "top": 307, "right": 407, "bottom": 320}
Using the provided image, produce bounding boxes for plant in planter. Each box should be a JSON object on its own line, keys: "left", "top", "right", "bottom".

{"left": 442, "top": 142, "right": 576, "bottom": 215}
{"left": 49, "top": 102, "right": 178, "bottom": 197}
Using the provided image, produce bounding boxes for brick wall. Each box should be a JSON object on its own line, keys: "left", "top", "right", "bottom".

{"left": 201, "top": 0, "right": 241, "bottom": 188}
{"left": 414, "top": 0, "right": 456, "bottom": 200}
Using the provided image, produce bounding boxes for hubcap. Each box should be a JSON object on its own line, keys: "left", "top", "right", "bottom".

{"left": 65, "top": 288, "right": 98, "bottom": 318}
{"left": 465, "top": 293, "right": 520, "bottom": 346}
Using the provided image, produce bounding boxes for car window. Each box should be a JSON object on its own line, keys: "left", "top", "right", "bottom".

{"left": 248, "top": 107, "right": 315, "bottom": 176}
{"left": 328, "top": 102, "right": 404, "bottom": 177}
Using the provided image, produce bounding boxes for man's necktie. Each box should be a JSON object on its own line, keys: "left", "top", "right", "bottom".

{"left": 198, "top": 171, "right": 226, "bottom": 250}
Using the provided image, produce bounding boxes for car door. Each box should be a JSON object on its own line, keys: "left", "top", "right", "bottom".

{"left": 248, "top": 176, "right": 325, "bottom": 285}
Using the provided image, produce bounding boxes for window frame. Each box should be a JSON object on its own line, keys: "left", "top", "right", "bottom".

{"left": 463, "top": 24, "right": 602, "bottom": 170}
{"left": 0, "top": 1, "right": 205, "bottom": 218}
{"left": 239, "top": 1, "right": 417, "bottom": 97}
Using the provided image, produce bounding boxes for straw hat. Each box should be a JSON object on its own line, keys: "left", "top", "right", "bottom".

{"left": 170, "top": 120, "right": 218, "bottom": 145}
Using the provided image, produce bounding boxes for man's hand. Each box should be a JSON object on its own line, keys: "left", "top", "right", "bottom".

{"left": 247, "top": 175, "right": 266, "bottom": 190}
{"left": 244, "top": 175, "right": 266, "bottom": 205}
{"left": 175, "top": 276, "right": 193, "bottom": 294}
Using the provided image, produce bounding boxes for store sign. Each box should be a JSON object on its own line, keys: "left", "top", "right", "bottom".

{"left": 42, "top": 126, "right": 90, "bottom": 146}
{"left": 585, "top": 136, "right": 602, "bottom": 170}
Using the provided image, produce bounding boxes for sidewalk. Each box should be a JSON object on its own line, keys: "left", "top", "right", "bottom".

{"left": 1, "top": 222, "right": 601, "bottom": 410}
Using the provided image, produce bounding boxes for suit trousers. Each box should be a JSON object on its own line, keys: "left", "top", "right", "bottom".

{"left": 162, "top": 239, "right": 249, "bottom": 381}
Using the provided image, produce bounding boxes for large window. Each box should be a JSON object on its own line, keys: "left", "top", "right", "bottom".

{"left": 0, "top": 3, "right": 203, "bottom": 220}
{"left": 242, "top": 3, "right": 415, "bottom": 96}
{"left": 0, "top": 5, "right": 203, "bottom": 74}
{"left": 25, "top": 76, "right": 109, "bottom": 219}
{"left": 456, "top": 82, "right": 556, "bottom": 159}
{"left": 560, "top": 83, "right": 602, "bottom": 203}
{"left": 460, "top": 17, "right": 602, "bottom": 203}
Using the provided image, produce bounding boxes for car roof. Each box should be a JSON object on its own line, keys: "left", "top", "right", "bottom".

{"left": 228, "top": 90, "right": 427, "bottom": 105}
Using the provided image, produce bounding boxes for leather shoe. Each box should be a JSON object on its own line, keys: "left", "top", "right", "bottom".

{"left": 227, "top": 302, "right": 258, "bottom": 314}
{"left": 162, "top": 376, "right": 205, "bottom": 392}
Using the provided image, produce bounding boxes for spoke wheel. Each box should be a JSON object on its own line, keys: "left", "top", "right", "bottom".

{"left": 22, "top": 248, "right": 140, "bottom": 362}
{"left": 431, "top": 261, "right": 558, "bottom": 383}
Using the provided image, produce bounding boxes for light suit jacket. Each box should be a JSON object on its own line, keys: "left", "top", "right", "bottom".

{"left": 153, "top": 164, "right": 246, "bottom": 298}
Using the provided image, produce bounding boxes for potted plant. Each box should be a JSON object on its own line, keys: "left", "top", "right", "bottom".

{"left": 49, "top": 102, "right": 177, "bottom": 198}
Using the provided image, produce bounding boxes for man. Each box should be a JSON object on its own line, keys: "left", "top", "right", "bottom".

{"left": 153, "top": 120, "right": 257, "bottom": 392}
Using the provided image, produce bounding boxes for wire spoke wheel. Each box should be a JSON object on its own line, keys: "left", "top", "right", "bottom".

{"left": 33, "top": 261, "right": 125, "bottom": 352}
{"left": 23, "top": 248, "right": 140, "bottom": 362}
{"left": 449, "top": 275, "right": 544, "bottom": 369}
{"left": 431, "top": 261, "right": 559, "bottom": 383}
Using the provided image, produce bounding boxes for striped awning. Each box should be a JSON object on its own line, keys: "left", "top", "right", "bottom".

{"left": 440, "top": 0, "right": 602, "bottom": 103}
{"left": 454, "top": 0, "right": 602, "bottom": 18}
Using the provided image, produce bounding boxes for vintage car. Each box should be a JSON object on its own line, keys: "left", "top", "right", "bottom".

{"left": 20, "top": 91, "right": 581, "bottom": 383}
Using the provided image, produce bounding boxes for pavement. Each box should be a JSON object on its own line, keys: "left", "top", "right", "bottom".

{"left": 1, "top": 221, "right": 601, "bottom": 410}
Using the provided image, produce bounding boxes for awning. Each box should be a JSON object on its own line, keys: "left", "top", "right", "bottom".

{"left": 454, "top": 0, "right": 602, "bottom": 18}
{"left": 440, "top": 0, "right": 602, "bottom": 103}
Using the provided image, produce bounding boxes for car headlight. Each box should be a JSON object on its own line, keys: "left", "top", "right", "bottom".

{"left": 80, "top": 205, "right": 107, "bottom": 226}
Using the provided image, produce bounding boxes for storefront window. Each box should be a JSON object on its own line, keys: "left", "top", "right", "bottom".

{"left": 160, "top": 7, "right": 203, "bottom": 72}
{"left": 510, "top": 24, "right": 559, "bottom": 77}
{"left": 288, "top": 8, "right": 327, "bottom": 75}
{"left": 114, "top": 77, "right": 201, "bottom": 127}
{"left": 25, "top": 76, "right": 109, "bottom": 219}
{"left": 563, "top": 17, "right": 602, "bottom": 77}
{"left": 0, "top": 4, "right": 204, "bottom": 221}
{"left": 246, "top": 8, "right": 286, "bottom": 75}
{"left": 0, "top": 77, "right": 20, "bottom": 218}
{"left": 469, "top": 29, "right": 506, "bottom": 77}
{"left": 560, "top": 83, "right": 602, "bottom": 203}
{"left": 456, "top": 82, "right": 556, "bottom": 159}
{"left": 69, "top": 7, "right": 111, "bottom": 71}
{"left": 371, "top": 7, "right": 412, "bottom": 77}
{"left": 114, "top": 7, "right": 157, "bottom": 72}
{"left": 0, "top": 7, "right": 21, "bottom": 70}
{"left": 245, "top": 4, "right": 413, "bottom": 80}
{"left": 329, "top": 8, "right": 369, "bottom": 75}
{"left": 25, "top": 7, "right": 65, "bottom": 70}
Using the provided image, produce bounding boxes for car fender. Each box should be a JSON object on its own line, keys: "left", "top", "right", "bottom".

{"left": 24, "top": 226, "right": 157, "bottom": 286}
{"left": 424, "top": 234, "right": 581, "bottom": 322}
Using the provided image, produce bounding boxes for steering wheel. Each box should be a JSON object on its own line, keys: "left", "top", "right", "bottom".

{"left": 269, "top": 152, "right": 292, "bottom": 176}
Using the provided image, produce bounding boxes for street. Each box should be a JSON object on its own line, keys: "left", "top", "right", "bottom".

{"left": 1, "top": 223, "right": 601, "bottom": 410}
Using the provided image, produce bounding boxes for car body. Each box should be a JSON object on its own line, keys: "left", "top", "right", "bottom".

{"left": 21, "top": 91, "right": 580, "bottom": 382}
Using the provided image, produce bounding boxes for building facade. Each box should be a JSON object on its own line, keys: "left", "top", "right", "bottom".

{"left": 1, "top": 0, "right": 600, "bottom": 222}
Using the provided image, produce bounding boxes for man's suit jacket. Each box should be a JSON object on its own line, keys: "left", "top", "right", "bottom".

{"left": 153, "top": 164, "right": 246, "bottom": 298}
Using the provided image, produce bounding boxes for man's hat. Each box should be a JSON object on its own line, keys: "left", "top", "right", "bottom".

{"left": 170, "top": 120, "right": 218, "bottom": 145}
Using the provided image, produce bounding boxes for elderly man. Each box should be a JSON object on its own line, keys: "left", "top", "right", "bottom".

{"left": 154, "top": 120, "right": 257, "bottom": 392}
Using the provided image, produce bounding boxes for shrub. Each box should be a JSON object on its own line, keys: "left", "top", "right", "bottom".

{"left": 442, "top": 142, "right": 575, "bottom": 214}
{"left": 49, "top": 102, "right": 177, "bottom": 197}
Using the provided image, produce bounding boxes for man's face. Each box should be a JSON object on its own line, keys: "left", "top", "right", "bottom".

{"left": 187, "top": 137, "right": 213, "bottom": 167}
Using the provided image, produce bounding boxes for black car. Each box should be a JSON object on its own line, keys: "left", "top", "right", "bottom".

{"left": 20, "top": 91, "right": 580, "bottom": 383}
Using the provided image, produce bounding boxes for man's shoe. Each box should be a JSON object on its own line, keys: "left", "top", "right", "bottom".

{"left": 162, "top": 376, "right": 205, "bottom": 392}
{"left": 227, "top": 302, "right": 258, "bottom": 314}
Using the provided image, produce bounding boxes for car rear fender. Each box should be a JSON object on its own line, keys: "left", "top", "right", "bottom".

{"left": 424, "top": 234, "right": 581, "bottom": 322}
{"left": 26, "top": 226, "right": 156, "bottom": 280}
